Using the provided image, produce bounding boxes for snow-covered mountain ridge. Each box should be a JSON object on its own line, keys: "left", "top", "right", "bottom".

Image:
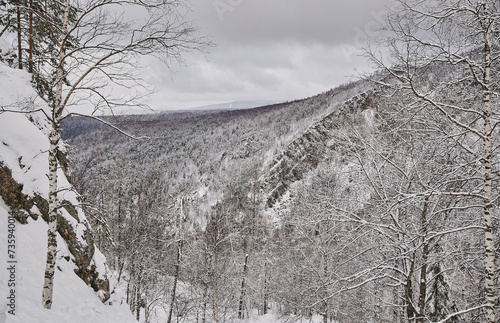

{"left": 262, "top": 91, "right": 376, "bottom": 209}
{"left": 49, "top": 56, "right": 496, "bottom": 322}
{"left": 63, "top": 81, "right": 369, "bottom": 227}
{"left": 186, "top": 100, "right": 283, "bottom": 112}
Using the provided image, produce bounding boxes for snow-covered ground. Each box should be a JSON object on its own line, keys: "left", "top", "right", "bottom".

{"left": 0, "top": 63, "right": 136, "bottom": 323}
{"left": 0, "top": 200, "right": 136, "bottom": 323}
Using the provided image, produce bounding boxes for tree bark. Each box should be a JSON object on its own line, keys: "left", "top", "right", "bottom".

{"left": 238, "top": 251, "right": 249, "bottom": 319}
{"left": 263, "top": 261, "right": 269, "bottom": 315}
{"left": 16, "top": 0, "right": 22, "bottom": 70}
{"left": 417, "top": 200, "right": 429, "bottom": 323}
{"left": 167, "top": 240, "right": 183, "bottom": 323}
{"left": 201, "top": 283, "right": 208, "bottom": 323}
{"left": 323, "top": 250, "right": 329, "bottom": 323}
{"left": 41, "top": 0, "right": 70, "bottom": 309}
{"left": 213, "top": 216, "right": 219, "bottom": 323}
{"left": 41, "top": 125, "right": 59, "bottom": 309}
{"left": 405, "top": 256, "right": 416, "bottom": 321}
{"left": 481, "top": 4, "right": 496, "bottom": 322}
{"left": 28, "top": 0, "right": 33, "bottom": 73}
{"left": 135, "top": 284, "right": 140, "bottom": 321}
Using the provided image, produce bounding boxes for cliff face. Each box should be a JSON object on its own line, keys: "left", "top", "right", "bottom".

{"left": 0, "top": 161, "right": 109, "bottom": 300}
{"left": 262, "top": 91, "right": 377, "bottom": 208}
{"left": 0, "top": 66, "right": 111, "bottom": 302}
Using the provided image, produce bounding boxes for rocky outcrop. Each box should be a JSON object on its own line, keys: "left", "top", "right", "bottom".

{"left": 263, "top": 91, "right": 377, "bottom": 208}
{"left": 0, "top": 64, "right": 111, "bottom": 303}
{"left": 0, "top": 162, "right": 33, "bottom": 223}
{"left": 0, "top": 160, "right": 110, "bottom": 301}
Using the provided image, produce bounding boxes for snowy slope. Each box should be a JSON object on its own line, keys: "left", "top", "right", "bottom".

{"left": 0, "top": 64, "right": 136, "bottom": 322}
{"left": 0, "top": 201, "right": 135, "bottom": 323}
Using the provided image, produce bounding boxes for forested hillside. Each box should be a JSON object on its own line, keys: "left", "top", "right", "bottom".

{"left": 64, "top": 51, "right": 499, "bottom": 322}
{"left": 62, "top": 82, "right": 377, "bottom": 322}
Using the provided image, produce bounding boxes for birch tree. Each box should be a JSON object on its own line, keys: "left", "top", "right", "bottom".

{"left": 367, "top": 1, "right": 500, "bottom": 321}
{"left": 33, "top": 0, "right": 207, "bottom": 309}
{"left": 344, "top": 102, "right": 474, "bottom": 322}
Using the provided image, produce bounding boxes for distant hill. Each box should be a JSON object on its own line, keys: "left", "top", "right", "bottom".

{"left": 187, "top": 100, "right": 283, "bottom": 111}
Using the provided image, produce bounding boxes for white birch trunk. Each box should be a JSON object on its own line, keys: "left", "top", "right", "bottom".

{"left": 41, "top": 126, "right": 59, "bottom": 309}
{"left": 482, "top": 4, "right": 496, "bottom": 321}
{"left": 41, "top": 0, "right": 70, "bottom": 309}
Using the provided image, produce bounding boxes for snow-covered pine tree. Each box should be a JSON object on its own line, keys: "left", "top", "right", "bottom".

{"left": 426, "top": 245, "right": 451, "bottom": 322}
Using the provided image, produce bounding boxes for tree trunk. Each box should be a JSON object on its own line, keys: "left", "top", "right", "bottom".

{"left": 201, "top": 283, "right": 208, "bottom": 323}
{"left": 16, "top": 0, "right": 22, "bottom": 70}
{"left": 167, "top": 240, "right": 183, "bottom": 323}
{"left": 41, "top": 0, "right": 71, "bottom": 309}
{"left": 238, "top": 252, "right": 249, "bottom": 319}
{"left": 263, "top": 261, "right": 269, "bottom": 315}
{"left": 405, "top": 257, "right": 416, "bottom": 321}
{"left": 144, "top": 295, "right": 149, "bottom": 323}
{"left": 323, "top": 250, "right": 329, "bottom": 323}
{"left": 41, "top": 125, "right": 59, "bottom": 309}
{"left": 482, "top": 4, "right": 496, "bottom": 322}
{"left": 135, "top": 285, "right": 140, "bottom": 321}
{"left": 417, "top": 200, "right": 429, "bottom": 323}
{"left": 116, "top": 184, "right": 123, "bottom": 281}
{"left": 126, "top": 278, "right": 130, "bottom": 305}
{"left": 28, "top": 0, "right": 33, "bottom": 73}
{"left": 213, "top": 220, "right": 219, "bottom": 323}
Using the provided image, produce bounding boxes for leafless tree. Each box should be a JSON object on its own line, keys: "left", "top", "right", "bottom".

{"left": 366, "top": 1, "right": 500, "bottom": 321}
{"left": 35, "top": 0, "right": 209, "bottom": 309}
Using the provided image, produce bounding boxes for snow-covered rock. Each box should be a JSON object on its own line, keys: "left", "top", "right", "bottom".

{"left": 0, "top": 64, "right": 135, "bottom": 322}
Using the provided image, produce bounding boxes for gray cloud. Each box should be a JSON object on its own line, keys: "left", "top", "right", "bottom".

{"left": 149, "top": 0, "right": 393, "bottom": 110}
{"left": 198, "top": 0, "right": 390, "bottom": 43}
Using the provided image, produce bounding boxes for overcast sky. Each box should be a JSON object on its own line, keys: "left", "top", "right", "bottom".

{"left": 147, "top": 0, "right": 393, "bottom": 110}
